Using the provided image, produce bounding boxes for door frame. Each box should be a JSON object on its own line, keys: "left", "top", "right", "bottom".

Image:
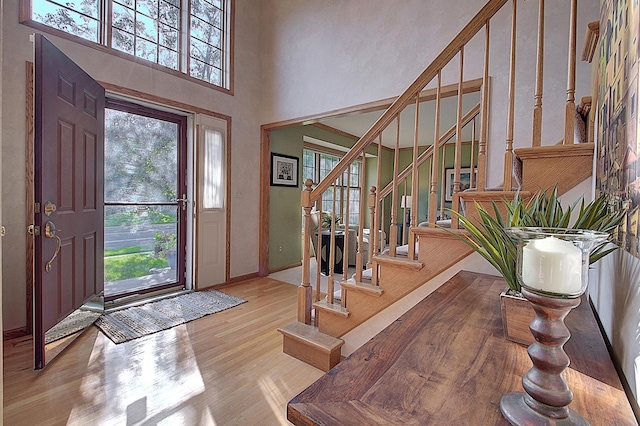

{"left": 24, "top": 80, "right": 232, "bottom": 337}
{"left": 94, "top": 84, "right": 233, "bottom": 289}
{"left": 103, "top": 97, "right": 189, "bottom": 301}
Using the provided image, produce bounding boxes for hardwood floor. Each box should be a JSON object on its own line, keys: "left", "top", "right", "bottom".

{"left": 3, "top": 278, "right": 324, "bottom": 425}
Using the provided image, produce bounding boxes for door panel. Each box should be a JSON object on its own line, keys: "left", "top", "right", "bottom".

{"left": 34, "top": 34, "right": 104, "bottom": 369}
{"left": 196, "top": 117, "right": 227, "bottom": 287}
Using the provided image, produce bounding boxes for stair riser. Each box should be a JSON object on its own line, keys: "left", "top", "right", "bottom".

{"left": 282, "top": 335, "right": 341, "bottom": 372}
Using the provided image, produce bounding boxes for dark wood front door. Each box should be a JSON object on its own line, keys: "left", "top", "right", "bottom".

{"left": 34, "top": 34, "right": 105, "bottom": 369}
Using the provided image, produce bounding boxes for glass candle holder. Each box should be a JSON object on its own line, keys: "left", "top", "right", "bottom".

{"left": 500, "top": 227, "right": 610, "bottom": 425}
{"left": 506, "top": 227, "right": 609, "bottom": 298}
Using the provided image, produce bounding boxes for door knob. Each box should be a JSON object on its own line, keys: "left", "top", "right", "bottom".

{"left": 173, "top": 194, "right": 189, "bottom": 211}
{"left": 44, "top": 221, "right": 61, "bottom": 272}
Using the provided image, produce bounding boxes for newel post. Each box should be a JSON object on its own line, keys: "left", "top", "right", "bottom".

{"left": 299, "top": 179, "right": 313, "bottom": 324}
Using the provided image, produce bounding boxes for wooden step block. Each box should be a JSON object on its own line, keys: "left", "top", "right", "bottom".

{"left": 341, "top": 281, "right": 383, "bottom": 297}
{"left": 278, "top": 322, "right": 344, "bottom": 371}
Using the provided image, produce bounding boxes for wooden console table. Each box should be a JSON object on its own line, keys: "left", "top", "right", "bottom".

{"left": 288, "top": 271, "right": 638, "bottom": 425}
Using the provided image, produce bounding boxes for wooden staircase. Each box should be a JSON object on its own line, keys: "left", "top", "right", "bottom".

{"left": 280, "top": 0, "right": 598, "bottom": 372}
{"left": 280, "top": 229, "right": 474, "bottom": 371}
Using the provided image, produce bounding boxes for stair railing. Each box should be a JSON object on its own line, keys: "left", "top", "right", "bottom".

{"left": 377, "top": 104, "right": 481, "bottom": 251}
{"left": 297, "top": 0, "right": 585, "bottom": 325}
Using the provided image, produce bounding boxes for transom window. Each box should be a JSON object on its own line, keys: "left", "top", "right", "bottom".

{"left": 303, "top": 149, "right": 361, "bottom": 225}
{"left": 22, "top": 0, "right": 231, "bottom": 89}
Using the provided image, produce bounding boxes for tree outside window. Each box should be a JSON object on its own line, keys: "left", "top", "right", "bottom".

{"left": 303, "top": 149, "right": 361, "bottom": 226}
{"left": 24, "top": 0, "right": 231, "bottom": 89}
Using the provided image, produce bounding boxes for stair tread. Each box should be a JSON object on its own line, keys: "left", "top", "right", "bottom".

{"left": 373, "top": 254, "right": 423, "bottom": 270}
{"left": 515, "top": 143, "right": 594, "bottom": 159}
{"left": 342, "top": 281, "right": 383, "bottom": 296}
{"left": 278, "top": 322, "right": 344, "bottom": 351}
{"left": 313, "top": 299, "right": 350, "bottom": 318}
{"left": 456, "top": 190, "right": 533, "bottom": 200}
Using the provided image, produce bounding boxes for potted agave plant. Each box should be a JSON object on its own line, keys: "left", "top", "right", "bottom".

{"left": 449, "top": 187, "right": 623, "bottom": 345}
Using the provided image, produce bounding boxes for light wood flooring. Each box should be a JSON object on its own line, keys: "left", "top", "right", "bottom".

{"left": 3, "top": 278, "right": 324, "bottom": 425}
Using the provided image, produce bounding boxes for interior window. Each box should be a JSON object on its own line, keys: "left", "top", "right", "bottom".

{"left": 303, "top": 149, "right": 361, "bottom": 225}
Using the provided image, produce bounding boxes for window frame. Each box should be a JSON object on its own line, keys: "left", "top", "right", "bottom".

{"left": 303, "top": 148, "right": 362, "bottom": 226}
{"left": 19, "top": 0, "right": 234, "bottom": 94}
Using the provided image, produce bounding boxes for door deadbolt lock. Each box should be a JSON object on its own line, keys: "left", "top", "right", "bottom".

{"left": 27, "top": 225, "right": 41, "bottom": 236}
{"left": 44, "top": 201, "right": 57, "bottom": 216}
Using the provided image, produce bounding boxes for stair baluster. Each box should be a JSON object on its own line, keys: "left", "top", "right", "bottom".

{"left": 532, "top": 0, "right": 545, "bottom": 148}
{"left": 428, "top": 70, "right": 442, "bottom": 226}
{"left": 504, "top": 0, "right": 517, "bottom": 190}
{"left": 451, "top": 47, "right": 465, "bottom": 223}
{"left": 315, "top": 197, "right": 323, "bottom": 304}
{"left": 476, "top": 20, "right": 490, "bottom": 193}
{"left": 564, "top": 0, "right": 578, "bottom": 145}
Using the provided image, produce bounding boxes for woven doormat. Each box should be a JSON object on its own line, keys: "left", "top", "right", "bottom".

{"left": 45, "top": 309, "right": 102, "bottom": 345}
{"left": 95, "top": 290, "right": 246, "bottom": 344}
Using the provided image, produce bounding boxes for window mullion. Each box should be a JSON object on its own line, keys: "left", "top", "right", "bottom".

{"left": 181, "top": 0, "right": 190, "bottom": 75}
{"left": 104, "top": 0, "right": 112, "bottom": 47}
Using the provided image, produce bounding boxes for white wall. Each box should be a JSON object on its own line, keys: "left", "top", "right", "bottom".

{"left": 260, "top": 0, "right": 599, "bottom": 187}
{"left": 1, "top": 0, "right": 262, "bottom": 331}
{"left": 589, "top": 247, "right": 640, "bottom": 408}
{"left": 0, "top": 0, "right": 5, "bottom": 413}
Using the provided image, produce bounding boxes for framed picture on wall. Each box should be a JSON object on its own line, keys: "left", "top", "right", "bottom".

{"left": 270, "top": 153, "right": 299, "bottom": 187}
{"left": 445, "top": 168, "right": 475, "bottom": 201}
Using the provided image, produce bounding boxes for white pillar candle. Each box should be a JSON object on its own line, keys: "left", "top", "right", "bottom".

{"left": 522, "top": 236, "right": 582, "bottom": 294}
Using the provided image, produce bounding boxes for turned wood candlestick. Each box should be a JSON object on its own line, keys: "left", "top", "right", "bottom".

{"left": 500, "top": 288, "right": 588, "bottom": 425}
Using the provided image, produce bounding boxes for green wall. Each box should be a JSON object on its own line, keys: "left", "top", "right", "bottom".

{"left": 269, "top": 126, "right": 377, "bottom": 271}
{"left": 391, "top": 142, "right": 478, "bottom": 227}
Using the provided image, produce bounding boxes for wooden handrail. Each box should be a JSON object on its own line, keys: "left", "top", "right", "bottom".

{"left": 309, "top": 0, "right": 510, "bottom": 202}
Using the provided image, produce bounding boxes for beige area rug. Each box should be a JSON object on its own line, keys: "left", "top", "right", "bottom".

{"left": 95, "top": 290, "right": 246, "bottom": 344}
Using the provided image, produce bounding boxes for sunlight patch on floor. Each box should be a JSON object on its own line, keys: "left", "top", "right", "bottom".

{"left": 258, "top": 375, "right": 293, "bottom": 425}
{"left": 67, "top": 325, "right": 207, "bottom": 424}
